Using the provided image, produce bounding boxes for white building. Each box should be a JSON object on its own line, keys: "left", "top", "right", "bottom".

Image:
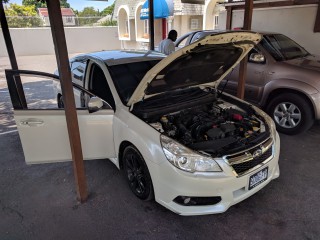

{"left": 114, "top": 0, "right": 204, "bottom": 49}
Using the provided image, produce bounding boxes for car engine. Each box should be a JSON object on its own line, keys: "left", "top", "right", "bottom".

{"left": 132, "top": 87, "right": 269, "bottom": 156}
{"left": 150, "top": 101, "right": 268, "bottom": 156}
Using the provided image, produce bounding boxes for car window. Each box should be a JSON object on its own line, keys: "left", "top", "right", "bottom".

{"left": 190, "top": 32, "right": 206, "bottom": 43}
{"left": 89, "top": 64, "right": 116, "bottom": 110}
{"left": 107, "top": 60, "right": 160, "bottom": 105}
{"left": 71, "top": 59, "right": 87, "bottom": 87}
{"left": 5, "top": 70, "right": 112, "bottom": 111}
{"left": 17, "top": 74, "right": 59, "bottom": 109}
{"left": 175, "top": 32, "right": 194, "bottom": 48}
{"left": 261, "top": 34, "right": 309, "bottom": 61}
{"left": 190, "top": 31, "right": 219, "bottom": 44}
{"left": 176, "top": 36, "right": 188, "bottom": 48}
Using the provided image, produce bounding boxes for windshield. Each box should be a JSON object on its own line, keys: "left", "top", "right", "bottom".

{"left": 108, "top": 60, "right": 160, "bottom": 104}
{"left": 261, "top": 34, "right": 309, "bottom": 61}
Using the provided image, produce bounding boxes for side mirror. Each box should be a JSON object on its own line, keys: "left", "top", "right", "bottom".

{"left": 88, "top": 97, "right": 103, "bottom": 113}
{"left": 249, "top": 53, "right": 265, "bottom": 63}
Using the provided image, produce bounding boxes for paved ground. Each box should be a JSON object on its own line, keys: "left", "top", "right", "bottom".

{"left": 0, "top": 55, "right": 320, "bottom": 240}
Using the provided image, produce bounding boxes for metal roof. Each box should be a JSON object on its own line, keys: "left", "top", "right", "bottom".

{"left": 38, "top": 8, "right": 75, "bottom": 17}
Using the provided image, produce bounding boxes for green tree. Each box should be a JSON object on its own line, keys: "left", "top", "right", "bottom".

{"left": 60, "top": 0, "right": 70, "bottom": 8}
{"left": 22, "top": 0, "right": 70, "bottom": 9}
{"left": 78, "top": 7, "right": 99, "bottom": 17}
{"left": 101, "top": 3, "right": 114, "bottom": 16}
{"left": 4, "top": 3, "right": 43, "bottom": 28}
{"left": 77, "top": 7, "right": 99, "bottom": 26}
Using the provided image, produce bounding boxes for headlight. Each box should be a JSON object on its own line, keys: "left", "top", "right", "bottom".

{"left": 160, "top": 135, "right": 222, "bottom": 173}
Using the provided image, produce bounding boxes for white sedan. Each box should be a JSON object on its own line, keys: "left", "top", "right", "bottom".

{"left": 11, "top": 31, "right": 280, "bottom": 215}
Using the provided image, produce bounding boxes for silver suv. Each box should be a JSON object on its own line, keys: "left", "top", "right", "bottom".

{"left": 175, "top": 31, "right": 320, "bottom": 135}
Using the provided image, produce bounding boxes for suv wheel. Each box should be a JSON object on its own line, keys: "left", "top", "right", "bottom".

{"left": 266, "top": 93, "right": 314, "bottom": 135}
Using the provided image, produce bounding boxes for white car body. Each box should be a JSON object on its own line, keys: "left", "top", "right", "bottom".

{"left": 12, "top": 31, "right": 280, "bottom": 215}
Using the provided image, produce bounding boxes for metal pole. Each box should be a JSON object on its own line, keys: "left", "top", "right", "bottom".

{"left": 0, "top": 2, "right": 27, "bottom": 108}
{"left": 45, "top": 0, "right": 88, "bottom": 202}
{"left": 149, "top": 0, "right": 155, "bottom": 50}
{"left": 237, "top": 0, "right": 253, "bottom": 99}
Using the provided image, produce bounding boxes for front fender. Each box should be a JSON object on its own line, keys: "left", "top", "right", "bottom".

{"left": 261, "top": 78, "right": 319, "bottom": 107}
{"left": 113, "top": 108, "right": 167, "bottom": 166}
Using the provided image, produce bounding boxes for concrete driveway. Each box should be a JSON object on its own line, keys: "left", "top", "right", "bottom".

{"left": 0, "top": 55, "right": 319, "bottom": 240}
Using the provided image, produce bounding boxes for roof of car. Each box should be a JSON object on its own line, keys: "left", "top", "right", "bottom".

{"left": 84, "top": 50, "right": 166, "bottom": 66}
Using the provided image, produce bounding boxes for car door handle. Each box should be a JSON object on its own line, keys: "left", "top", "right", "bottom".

{"left": 20, "top": 119, "right": 44, "bottom": 127}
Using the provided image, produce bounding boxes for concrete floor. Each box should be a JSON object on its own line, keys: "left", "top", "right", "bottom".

{"left": 0, "top": 55, "right": 320, "bottom": 239}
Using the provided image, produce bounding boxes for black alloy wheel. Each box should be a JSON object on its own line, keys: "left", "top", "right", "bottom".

{"left": 123, "top": 146, "right": 154, "bottom": 201}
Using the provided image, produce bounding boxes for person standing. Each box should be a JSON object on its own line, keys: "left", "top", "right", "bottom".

{"left": 158, "top": 30, "right": 178, "bottom": 55}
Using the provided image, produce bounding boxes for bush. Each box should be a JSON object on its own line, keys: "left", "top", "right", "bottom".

{"left": 100, "top": 20, "right": 117, "bottom": 26}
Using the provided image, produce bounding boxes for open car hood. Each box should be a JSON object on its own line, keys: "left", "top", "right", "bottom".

{"left": 128, "top": 31, "right": 262, "bottom": 106}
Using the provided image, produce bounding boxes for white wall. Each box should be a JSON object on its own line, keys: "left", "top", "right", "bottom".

{"left": 173, "top": 15, "right": 203, "bottom": 36}
{"left": 0, "top": 26, "right": 121, "bottom": 57}
{"left": 219, "top": 5, "right": 320, "bottom": 55}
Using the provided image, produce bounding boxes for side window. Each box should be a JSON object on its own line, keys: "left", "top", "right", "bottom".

{"left": 190, "top": 32, "right": 202, "bottom": 43}
{"left": 89, "top": 64, "right": 116, "bottom": 110}
{"left": 71, "top": 59, "right": 87, "bottom": 87}
{"left": 3, "top": 70, "right": 59, "bottom": 110}
{"left": 5, "top": 71, "right": 112, "bottom": 111}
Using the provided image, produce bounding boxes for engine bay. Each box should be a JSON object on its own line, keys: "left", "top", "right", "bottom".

{"left": 132, "top": 88, "right": 270, "bottom": 156}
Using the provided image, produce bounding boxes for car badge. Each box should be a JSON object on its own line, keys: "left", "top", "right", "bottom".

{"left": 253, "top": 148, "right": 263, "bottom": 158}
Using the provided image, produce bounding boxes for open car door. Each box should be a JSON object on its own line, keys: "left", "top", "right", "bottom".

{"left": 6, "top": 70, "right": 116, "bottom": 164}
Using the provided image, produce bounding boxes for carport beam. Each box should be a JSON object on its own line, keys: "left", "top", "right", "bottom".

{"left": 237, "top": 0, "right": 253, "bottom": 99}
{"left": 45, "top": 0, "right": 88, "bottom": 202}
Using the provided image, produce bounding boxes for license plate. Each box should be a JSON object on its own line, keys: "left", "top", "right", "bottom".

{"left": 249, "top": 167, "right": 268, "bottom": 190}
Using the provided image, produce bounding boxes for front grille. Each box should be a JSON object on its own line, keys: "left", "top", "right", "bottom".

{"left": 231, "top": 147, "right": 273, "bottom": 175}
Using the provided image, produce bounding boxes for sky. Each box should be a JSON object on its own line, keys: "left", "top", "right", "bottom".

{"left": 8, "top": 0, "right": 115, "bottom": 11}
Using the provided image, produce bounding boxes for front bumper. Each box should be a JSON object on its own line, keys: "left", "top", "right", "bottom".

{"left": 310, "top": 92, "right": 320, "bottom": 120}
{"left": 151, "top": 133, "right": 280, "bottom": 216}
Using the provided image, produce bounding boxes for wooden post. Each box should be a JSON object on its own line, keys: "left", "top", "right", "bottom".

{"left": 243, "top": 0, "right": 253, "bottom": 30}
{"left": 45, "top": 0, "right": 88, "bottom": 202}
{"left": 226, "top": 7, "right": 233, "bottom": 30}
{"left": 0, "top": 2, "right": 27, "bottom": 108}
{"left": 237, "top": 0, "right": 253, "bottom": 99}
{"left": 149, "top": 0, "right": 155, "bottom": 50}
{"left": 314, "top": 1, "right": 320, "bottom": 32}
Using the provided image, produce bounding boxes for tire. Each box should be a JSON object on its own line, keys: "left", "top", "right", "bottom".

{"left": 57, "top": 94, "right": 64, "bottom": 108}
{"left": 122, "top": 146, "right": 154, "bottom": 201}
{"left": 266, "top": 93, "right": 314, "bottom": 135}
